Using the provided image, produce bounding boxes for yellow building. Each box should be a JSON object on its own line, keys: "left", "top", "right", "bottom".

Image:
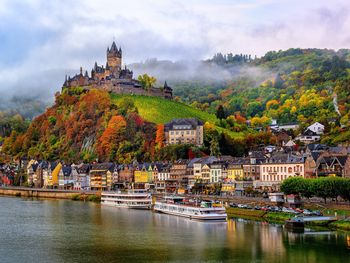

{"left": 134, "top": 169, "right": 148, "bottom": 183}
{"left": 51, "top": 162, "right": 62, "bottom": 187}
{"left": 227, "top": 164, "right": 244, "bottom": 182}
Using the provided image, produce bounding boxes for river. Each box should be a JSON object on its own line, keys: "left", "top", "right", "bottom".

{"left": 0, "top": 196, "right": 349, "bottom": 262}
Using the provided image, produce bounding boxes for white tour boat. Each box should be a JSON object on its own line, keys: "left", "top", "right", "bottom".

{"left": 101, "top": 189, "right": 152, "bottom": 209}
{"left": 154, "top": 196, "right": 227, "bottom": 221}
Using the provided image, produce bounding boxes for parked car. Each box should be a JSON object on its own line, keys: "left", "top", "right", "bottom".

{"left": 254, "top": 206, "right": 261, "bottom": 210}
{"left": 229, "top": 203, "right": 238, "bottom": 208}
{"left": 282, "top": 207, "right": 290, "bottom": 213}
{"left": 302, "top": 209, "right": 313, "bottom": 216}
{"left": 312, "top": 210, "right": 323, "bottom": 216}
{"left": 238, "top": 204, "right": 247, "bottom": 209}
{"left": 261, "top": 206, "right": 269, "bottom": 211}
{"left": 294, "top": 208, "right": 304, "bottom": 213}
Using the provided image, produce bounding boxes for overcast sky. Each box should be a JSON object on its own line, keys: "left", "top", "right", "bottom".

{"left": 1, "top": 0, "right": 350, "bottom": 100}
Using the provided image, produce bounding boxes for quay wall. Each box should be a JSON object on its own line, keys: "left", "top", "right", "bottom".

{"left": 0, "top": 187, "right": 99, "bottom": 199}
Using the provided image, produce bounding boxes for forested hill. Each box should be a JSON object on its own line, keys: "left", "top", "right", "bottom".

{"left": 173, "top": 48, "right": 350, "bottom": 144}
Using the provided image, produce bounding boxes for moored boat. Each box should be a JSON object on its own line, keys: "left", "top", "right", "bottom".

{"left": 101, "top": 189, "right": 152, "bottom": 209}
{"left": 154, "top": 196, "right": 227, "bottom": 221}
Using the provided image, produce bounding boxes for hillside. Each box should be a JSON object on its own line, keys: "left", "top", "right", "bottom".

{"left": 111, "top": 94, "right": 218, "bottom": 124}
{"left": 173, "top": 48, "right": 350, "bottom": 144}
{"left": 3, "top": 89, "right": 257, "bottom": 163}
{"left": 110, "top": 94, "right": 245, "bottom": 138}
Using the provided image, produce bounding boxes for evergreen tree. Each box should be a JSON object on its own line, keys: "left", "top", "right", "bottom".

{"left": 216, "top": 105, "right": 226, "bottom": 120}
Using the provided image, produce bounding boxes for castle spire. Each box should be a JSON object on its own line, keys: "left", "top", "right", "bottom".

{"left": 111, "top": 41, "right": 117, "bottom": 52}
{"left": 80, "top": 67, "right": 83, "bottom": 75}
{"left": 84, "top": 70, "right": 88, "bottom": 77}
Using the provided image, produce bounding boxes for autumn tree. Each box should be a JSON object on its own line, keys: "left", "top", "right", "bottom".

{"left": 97, "top": 115, "right": 126, "bottom": 161}
{"left": 155, "top": 124, "right": 165, "bottom": 150}
{"left": 138, "top": 74, "right": 156, "bottom": 90}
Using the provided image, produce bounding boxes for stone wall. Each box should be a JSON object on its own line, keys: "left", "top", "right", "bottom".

{"left": 0, "top": 187, "right": 99, "bottom": 199}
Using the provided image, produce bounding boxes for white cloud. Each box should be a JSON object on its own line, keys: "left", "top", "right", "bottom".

{"left": 1, "top": 0, "right": 350, "bottom": 103}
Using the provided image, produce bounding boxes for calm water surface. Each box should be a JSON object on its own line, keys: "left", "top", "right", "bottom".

{"left": 0, "top": 196, "right": 349, "bottom": 263}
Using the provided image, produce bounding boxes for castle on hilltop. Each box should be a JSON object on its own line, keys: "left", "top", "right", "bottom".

{"left": 62, "top": 41, "right": 173, "bottom": 99}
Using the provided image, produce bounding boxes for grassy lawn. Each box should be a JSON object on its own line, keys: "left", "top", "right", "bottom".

{"left": 329, "top": 220, "right": 350, "bottom": 231}
{"left": 111, "top": 94, "right": 245, "bottom": 138}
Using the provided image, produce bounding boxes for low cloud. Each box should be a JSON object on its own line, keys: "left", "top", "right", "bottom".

{"left": 0, "top": 0, "right": 350, "bottom": 116}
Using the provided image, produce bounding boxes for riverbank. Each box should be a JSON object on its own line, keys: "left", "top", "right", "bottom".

{"left": 226, "top": 207, "right": 350, "bottom": 232}
{"left": 0, "top": 186, "right": 100, "bottom": 201}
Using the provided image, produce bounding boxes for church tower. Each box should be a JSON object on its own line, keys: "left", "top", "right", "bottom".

{"left": 107, "top": 41, "right": 122, "bottom": 76}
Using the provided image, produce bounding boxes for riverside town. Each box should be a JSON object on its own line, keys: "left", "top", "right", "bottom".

{"left": 1, "top": 1, "right": 350, "bottom": 262}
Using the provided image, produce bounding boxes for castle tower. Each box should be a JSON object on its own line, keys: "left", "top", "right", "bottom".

{"left": 107, "top": 41, "right": 122, "bottom": 76}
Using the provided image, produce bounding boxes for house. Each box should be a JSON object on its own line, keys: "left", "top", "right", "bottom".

{"left": 26, "top": 160, "right": 39, "bottom": 186}
{"left": 278, "top": 123, "right": 299, "bottom": 131}
{"left": 58, "top": 165, "right": 74, "bottom": 189}
{"left": 227, "top": 159, "right": 245, "bottom": 182}
{"left": 74, "top": 163, "right": 90, "bottom": 190}
{"left": 134, "top": 164, "right": 150, "bottom": 184}
{"left": 50, "top": 162, "right": 62, "bottom": 188}
{"left": 117, "top": 164, "right": 134, "bottom": 187}
{"left": 275, "top": 131, "right": 290, "bottom": 146}
{"left": 33, "top": 161, "right": 48, "bottom": 188}
{"left": 89, "top": 163, "right": 114, "bottom": 191}
{"left": 164, "top": 118, "right": 204, "bottom": 146}
{"left": 156, "top": 165, "right": 171, "bottom": 193}
{"left": 192, "top": 156, "right": 218, "bottom": 185}
{"left": 201, "top": 164, "right": 211, "bottom": 184}
{"left": 186, "top": 158, "right": 201, "bottom": 189}
{"left": 304, "top": 151, "right": 321, "bottom": 178}
{"left": 307, "top": 122, "right": 325, "bottom": 135}
{"left": 209, "top": 161, "right": 225, "bottom": 183}
{"left": 259, "top": 154, "right": 305, "bottom": 191}
{"left": 296, "top": 129, "right": 320, "bottom": 144}
{"left": 0, "top": 164, "right": 15, "bottom": 186}
{"left": 315, "top": 154, "right": 350, "bottom": 177}
{"left": 169, "top": 159, "right": 189, "bottom": 192}
{"left": 243, "top": 151, "right": 266, "bottom": 181}
{"left": 283, "top": 140, "right": 296, "bottom": 148}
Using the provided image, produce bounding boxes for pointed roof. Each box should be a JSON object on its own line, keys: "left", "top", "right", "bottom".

{"left": 111, "top": 41, "right": 117, "bottom": 51}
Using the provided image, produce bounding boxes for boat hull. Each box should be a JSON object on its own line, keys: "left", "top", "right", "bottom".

{"left": 154, "top": 202, "right": 227, "bottom": 221}
{"left": 102, "top": 201, "right": 151, "bottom": 209}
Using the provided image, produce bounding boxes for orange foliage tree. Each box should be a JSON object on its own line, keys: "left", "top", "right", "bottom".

{"left": 155, "top": 124, "right": 165, "bottom": 149}
{"left": 97, "top": 115, "right": 126, "bottom": 161}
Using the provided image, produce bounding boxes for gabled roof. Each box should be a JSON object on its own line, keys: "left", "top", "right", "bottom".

{"left": 77, "top": 163, "right": 90, "bottom": 174}
{"left": 187, "top": 158, "right": 201, "bottom": 168}
{"left": 310, "top": 151, "right": 322, "bottom": 162}
{"left": 90, "top": 162, "right": 115, "bottom": 172}
{"left": 164, "top": 118, "right": 203, "bottom": 131}
{"left": 62, "top": 165, "right": 72, "bottom": 176}
{"left": 303, "top": 129, "right": 318, "bottom": 136}
{"left": 307, "top": 143, "right": 327, "bottom": 151}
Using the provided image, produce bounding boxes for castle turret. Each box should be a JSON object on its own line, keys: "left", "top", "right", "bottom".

{"left": 107, "top": 41, "right": 122, "bottom": 75}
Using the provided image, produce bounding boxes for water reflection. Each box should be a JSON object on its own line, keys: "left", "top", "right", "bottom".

{"left": 0, "top": 197, "right": 349, "bottom": 263}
